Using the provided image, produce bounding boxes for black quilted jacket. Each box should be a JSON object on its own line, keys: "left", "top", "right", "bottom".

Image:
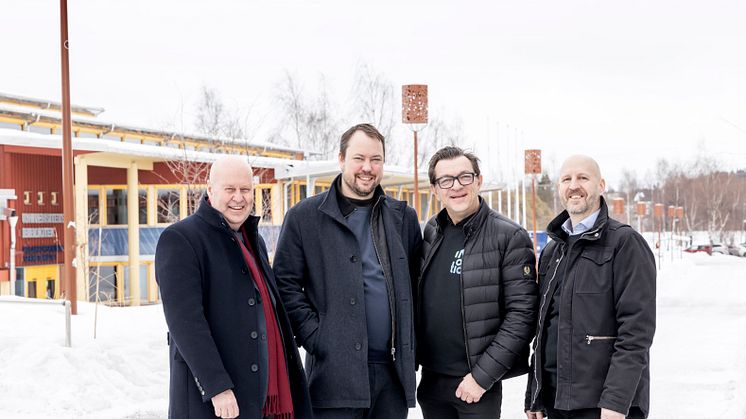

{"left": 417, "top": 198, "right": 538, "bottom": 390}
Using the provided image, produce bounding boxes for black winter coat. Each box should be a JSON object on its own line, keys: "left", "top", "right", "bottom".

{"left": 419, "top": 199, "right": 538, "bottom": 390}
{"left": 155, "top": 197, "right": 312, "bottom": 419}
{"left": 525, "top": 198, "right": 656, "bottom": 417}
{"left": 273, "top": 177, "right": 423, "bottom": 408}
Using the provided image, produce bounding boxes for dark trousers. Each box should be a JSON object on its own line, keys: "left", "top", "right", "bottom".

{"left": 313, "top": 363, "right": 408, "bottom": 419}
{"left": 542, "top": 387, "right": 645, "bottom": 419}
{"left": 544, "top": 407, "right": 645, "bottom": 419}
{"left": 417, "top": 370, "right": 502, "bottom": 419}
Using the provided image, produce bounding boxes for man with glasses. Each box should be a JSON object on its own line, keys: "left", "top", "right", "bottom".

{"left": 416, "top": 146, "right": 538, "bottom": 419}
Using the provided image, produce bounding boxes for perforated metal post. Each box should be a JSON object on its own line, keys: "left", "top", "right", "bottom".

{"left": 402, "top": 85, "right": 428, "bottom": 219}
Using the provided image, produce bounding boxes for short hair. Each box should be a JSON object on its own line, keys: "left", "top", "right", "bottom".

{"left": 339, "top": 123, "right": 385, "bottom": 159}
{"left": 428, "top": 146, "right": 481, "bottom": 184}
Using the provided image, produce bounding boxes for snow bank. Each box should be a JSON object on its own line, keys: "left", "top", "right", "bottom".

{"left": 1, "top": 250, "right": 745, "bottom": 418}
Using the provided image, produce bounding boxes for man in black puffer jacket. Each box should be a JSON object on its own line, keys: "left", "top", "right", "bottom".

{"left": 416, "top": 146, "right": 538, "bottom": 419}
{"left": 525, "top": 155, "right": 656, "bottom": 419}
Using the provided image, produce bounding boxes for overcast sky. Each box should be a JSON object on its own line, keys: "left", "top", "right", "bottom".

{"left": 2, "top": 0, "right": 745, "bottom": 188}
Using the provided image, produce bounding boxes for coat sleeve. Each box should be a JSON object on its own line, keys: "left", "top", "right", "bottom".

{"left": 273, "top": 208, "right": 320, "bottom": 352}
{"left": 404, "top": 207, "right": 424, "bottom": 309}
{"left": 472, "top": 228, "right": 539, "bottom": 390}
{"left": 599, "top": 230, "right": 656, "bottom": 415}
{"left": 155, "top": 228, "right": 233, "bottom": 401}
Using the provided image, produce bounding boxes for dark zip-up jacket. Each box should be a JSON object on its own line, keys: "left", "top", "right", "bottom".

{"left": 273, "top": 175, "right": 423, "bottom": 408}
{"left": 418, "top": 199, "right": 538, "bottom": 390}
{"left": 155, "top": 197, "right": 312, "bottom": 419}
{"left": 525, "top": 197, "right": 656, "bottom": 417}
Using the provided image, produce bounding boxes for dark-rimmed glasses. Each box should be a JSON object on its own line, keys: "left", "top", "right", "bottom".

{"left": 434, "top": 173, "right": 477, "bottom": 189}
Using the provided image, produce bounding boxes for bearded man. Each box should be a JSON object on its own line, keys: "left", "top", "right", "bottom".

{"left": 525, "top": 155, "right": 656, "bottom": 419}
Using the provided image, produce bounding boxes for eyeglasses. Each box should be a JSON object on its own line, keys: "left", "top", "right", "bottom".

{"left": 434, "top": 173, "right": 477, "bottom": 189}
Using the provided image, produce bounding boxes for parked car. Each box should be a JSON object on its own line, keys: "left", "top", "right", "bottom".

{"left": 712, "top": 244, "right": 729, "bottom": 255}
{"left": 684, "top": 244, "right": 713, "bottom": 255}
{"left": 728, "top": 243, "right": 746, "bottom": 257}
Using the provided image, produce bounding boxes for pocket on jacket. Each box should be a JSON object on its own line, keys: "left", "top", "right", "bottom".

{"left": 573, "top": 331, "right": 614, "bottom": 381}
{"left": 576, "top": 247, "right": 613, "bottom": 293}
{"left": 308, "top": 313, "right": 326, "bottom": 356}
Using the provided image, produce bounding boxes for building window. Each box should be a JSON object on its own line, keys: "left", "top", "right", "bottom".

{"left": 88, "top": 265, "right": 117, "bottom": 303}
{"left": 138, "top": 189, "right": 147, "bottom": 224}
{"left": 186, "top": 188, "right": 205, "bottom": 216}
{"left": 106, "top": 189, "right": 128, "bottom": 225}
{"left": 123, "top": 264, "right": 149, "bottom": 302}
{"left": 261, "top": 188, "right": 272, "bottom": 222}
{"left": 88, "top": 190, "right": 100, "bottom": 224}
{"left": 157, "top": 189, "right": 180, "bottom": 223}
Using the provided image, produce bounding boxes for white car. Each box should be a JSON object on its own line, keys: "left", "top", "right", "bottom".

{"left": 729, "top": 243, "right": 746, "bottom": 257}
{"left": 711, "top": 244, "right": 729, "bottom": 255}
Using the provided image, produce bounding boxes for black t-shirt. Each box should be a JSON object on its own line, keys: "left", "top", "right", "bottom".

{"left": 420, "top": 217, "right": 470, "bottom": 376}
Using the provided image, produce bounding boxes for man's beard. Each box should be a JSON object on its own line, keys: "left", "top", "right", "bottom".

{"left": 344, "top": 173, "right": 378, "bottom": 197}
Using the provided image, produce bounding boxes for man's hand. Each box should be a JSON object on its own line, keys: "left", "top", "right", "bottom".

{"left": 455, "top": 373, "right": 486, "bottom": 403}
{"left": 211, "top": 389, "right": 239, "bottom": 419}
{"left": 525, "top": 410, "right": 545, "bottom": 419}
{"left": 601, "top": 407, "right": 625, "bottom": 419}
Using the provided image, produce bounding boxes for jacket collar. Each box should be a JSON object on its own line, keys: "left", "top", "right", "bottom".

{"left": 434, "top": 196, "right": 489, "bottom": 239}
{"left": 320, "top": 174, "right": 388, "bottom": 221}
{"left": 546, "top": 195, "right": 609, "bottom": 243}
{"left": 195, "top": 195, "right": 260, "bottom": 236}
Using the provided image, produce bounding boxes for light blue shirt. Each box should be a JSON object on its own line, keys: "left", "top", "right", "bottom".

{"left": 562, "top": 208, "right": 601, "bottom": 236}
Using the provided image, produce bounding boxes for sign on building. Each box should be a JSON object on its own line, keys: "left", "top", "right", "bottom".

{"left": 22, "top": 213, "right": 64, "bottom": 224}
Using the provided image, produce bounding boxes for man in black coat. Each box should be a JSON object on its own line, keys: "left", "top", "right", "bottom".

{"left": 417, "top": 146, "right": 538, "bottom": 419}
{"left": 525, "top": 155, "right": 656, "bottom": 419}
{"left": 155, "top": 156, "right": 312, "bottom": 419}
{"left": 273, "top": 123, "right": 423, "bottom": 419}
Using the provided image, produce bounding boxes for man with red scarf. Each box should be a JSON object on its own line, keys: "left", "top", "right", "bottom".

{"left": 156, "top": 156, "right": 312, "bottom": 419}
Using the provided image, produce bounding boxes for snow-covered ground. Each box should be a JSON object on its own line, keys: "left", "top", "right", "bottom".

{"left": 1, "top": 251, "right": 745, "bottom": 419}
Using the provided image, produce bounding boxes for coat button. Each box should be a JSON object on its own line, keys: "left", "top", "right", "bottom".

{"left": 350, "top": 298, "right": 356, "bottom": 305}
{"left": 251, "top": 331, "right": 258, "bottom": 339}
{"left": 355, "top": 342, "right": 362, "bottom": 351}
{"left": 350, "top": 255, "right": 358, "bottom": 263}
{"left": 251, "top": 364, "right": 259, "bottom": 372}
{"left": 248, "top": 298, "right": 256, "bottom": 306}
{"left": 261, "top": 333, "right": 267, "bottom": 341}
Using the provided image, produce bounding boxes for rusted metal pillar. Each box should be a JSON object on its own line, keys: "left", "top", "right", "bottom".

{"left": 60, "top": 0, "right": 77, "bottom": 314}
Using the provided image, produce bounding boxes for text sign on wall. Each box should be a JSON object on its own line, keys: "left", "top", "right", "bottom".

{"left": 22, "top": 228, "right": 57, "bottom": 238}
{"left": 22, "top": 213, "right": 64, "bottom": 224}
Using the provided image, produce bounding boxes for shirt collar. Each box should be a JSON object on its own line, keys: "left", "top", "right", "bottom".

{"left": 561, "top": 208, "right": 601, "bottom": 236}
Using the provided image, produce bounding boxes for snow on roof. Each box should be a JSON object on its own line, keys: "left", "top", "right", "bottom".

{"left": 0, "top": 102, "right": 314, "bottom": 156}
{"left": 0, "top": 128, "right": 304, "bottom": 170}
{"left": 0, "top": 92, "right": 104, "bottom": 116}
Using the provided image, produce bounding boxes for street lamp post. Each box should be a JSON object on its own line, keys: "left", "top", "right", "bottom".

{"left": 402, "top": 85, "right": 428, "bottom": 219}
{"left": 524, "top": 149, "right": 541, "bottom": 262}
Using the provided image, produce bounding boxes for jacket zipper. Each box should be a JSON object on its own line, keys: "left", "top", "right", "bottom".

{"left": 531, "top": 245, "right": 565, "bottom": 408}
{"left": 369, "top": 196, "right": 398, "bottom": 361}
{"left": 459, "top": 267, "right": 472, "bottom": 370}
{"left": 585, "top": 335, "right": 616, "bottom": 344}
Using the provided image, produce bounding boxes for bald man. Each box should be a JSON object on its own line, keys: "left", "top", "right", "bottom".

{"left": 525, "top": 155, "right": 656, "bottom": 419}
{"left": 156, "top": 156, "right": 312, "bottom": 419}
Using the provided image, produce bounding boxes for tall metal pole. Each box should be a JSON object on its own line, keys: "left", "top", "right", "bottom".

{"left": 60, "top": 0, "right": 77, "bottom": 314}
{"left": 413, "top": 131, "right": 420, "bottom": 217}
{"left": 402, "top": 85, "right": 428, "bottom": 220}
{"left": 531, "top": 175, "right": 538, "bottom": 261}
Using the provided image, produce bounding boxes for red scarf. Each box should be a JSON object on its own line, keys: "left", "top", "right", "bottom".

{"left": 238, "top": 228, "right": 294, "bottom": 419}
